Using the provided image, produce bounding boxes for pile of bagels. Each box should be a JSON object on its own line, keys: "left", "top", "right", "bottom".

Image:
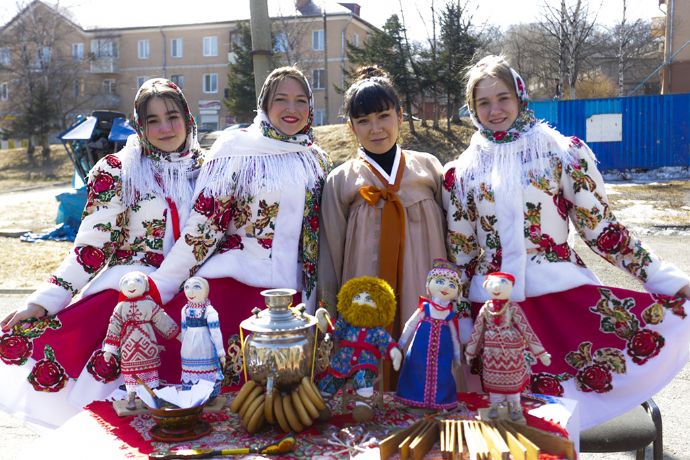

{"left": 229, "top": 377, "right": 328, "bottom": 434}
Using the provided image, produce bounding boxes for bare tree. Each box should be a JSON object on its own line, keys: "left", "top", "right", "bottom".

{"left": 609, "top": 10, "right": 660, "bottom": 95}
{"left": 539, "top": 0, "right": 599, "bottom": 99}
{"left": 500, "top": 24, "right": 562, "bottom": 99}
{"left": 0, "top": 1, "right": 95, "bottom": 161}
{"left": 617, "top": 0, "right": 627, "bottom": 95}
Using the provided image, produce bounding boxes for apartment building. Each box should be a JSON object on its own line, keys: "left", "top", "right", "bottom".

{"left": 0, "top": 0, "right": 378, "bottom": 133}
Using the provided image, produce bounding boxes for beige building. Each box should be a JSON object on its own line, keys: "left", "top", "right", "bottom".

{"left": 0, "top": 0, "right": 378, "bottom": 133}
{"left": 660, "top": 0, "right": 690, "bottom": 93}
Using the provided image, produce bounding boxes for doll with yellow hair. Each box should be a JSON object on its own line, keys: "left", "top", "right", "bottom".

{"left": 315, "top": 276, "right": 402, "bottom": 422}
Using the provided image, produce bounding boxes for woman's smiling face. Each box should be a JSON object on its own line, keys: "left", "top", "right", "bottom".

{"left": 349, "top": 107, "right": 402, "bottom": 154}
{"left": 474, "top": 76, "right": 519, "bottom": 132}
{"left": 267, "top": 77, "right": 310, "bottom": 136}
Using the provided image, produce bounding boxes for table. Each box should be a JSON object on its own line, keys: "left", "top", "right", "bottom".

{"left": 21, "top": 391, "right": 577, "bottom": 459}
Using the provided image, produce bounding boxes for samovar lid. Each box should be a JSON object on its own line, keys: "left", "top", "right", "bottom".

{"left": 239, "top": 288, "right": 316, "bottom": 333}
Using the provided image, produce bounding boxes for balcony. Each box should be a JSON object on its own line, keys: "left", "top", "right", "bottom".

{"left": 90, "top": 57, "right": 118, "bottom": 74}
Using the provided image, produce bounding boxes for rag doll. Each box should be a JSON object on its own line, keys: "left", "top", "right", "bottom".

{"left": 180, "top": 276, "right": 226, "bottom": 398}
{"left": 315, "top": 276, "right": 402, "bottom": 422}
{"left": 465, "top": 272, "right": 551, "bottom": 422}
{"left": 395, "top": 259, "right": 462, "bottom": 410}
{"left": 103, "top": 271, "right": 180, "bottom": 409}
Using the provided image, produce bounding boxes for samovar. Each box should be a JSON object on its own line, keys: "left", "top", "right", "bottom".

{"left": 240, "top": 289, "right": 318, "bottom": 394}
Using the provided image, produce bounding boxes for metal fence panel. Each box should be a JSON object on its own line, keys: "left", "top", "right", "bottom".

{"left": 531, "top": 94, "right": 690, "bottom": 170}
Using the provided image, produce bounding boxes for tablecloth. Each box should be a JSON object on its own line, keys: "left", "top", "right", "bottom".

{"left": 20, "top": 390, "right": 577, "bottom": 459}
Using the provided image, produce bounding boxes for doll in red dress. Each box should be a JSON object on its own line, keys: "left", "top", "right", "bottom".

{"left": 103, "top": 272, "right": 180, "bottom": 409}
{"left": 465, "top": 272, "right": 551, "bottom": 422}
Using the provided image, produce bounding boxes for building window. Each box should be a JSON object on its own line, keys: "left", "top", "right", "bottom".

{"left": 73, "top": 79, "right": 82, "bottom": 98}
{"left": 200, "top": 114, "right": 219, "bottom": 131}
{"left": 312, "top": 69, "right": 326, "bottom": 90}
{"left": 203, "top": 36, "right": 218, "bottom": 56}
{"left": 91, "top": 38, "right": 117, "bottom": 58}
{"left": 314, "top": 109, "right": 326, "bottom": 126}
{"left": 274, "top": 32, "right": 289, "bottom": 53}
{"left": 171, "top": 38, "right": 183, "bottom": 58}
{"left": 37, "top": 47, "right": 51, "bottom": 66}
{"left": 72, "top": 43, "right": 84, "bottom": 61}
{"left": 171, "top": 74, "right": 184, "bottom": 89}
{"left": 312, "top": 30, "right": 324, "bottom": 51}
{"left": 102, "top": 79, "right": 116, "bottom": 94}
{"left": 0, "top": 82, "right": 8, "bottom": 101}
{"left": 0, "top": 48, "right": 9, "bottom": 66}
{"left": 230, "top": 32, "right": 243, "bottom": 50}
{"left": 137, "top": 76, "right": 148, "bottom": 89}
{"left": 138, "top": 40, "right": 150, "bottom": 59}
{"left": 351, "top": 33, "right": 359, "bottom": 47}
{"left": 203, "top": 73, "right": 218, "bottom": 93}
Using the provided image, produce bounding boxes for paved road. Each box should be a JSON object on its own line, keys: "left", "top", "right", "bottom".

{"left": 0, "top": 237, "right": 688, "bottom": 458}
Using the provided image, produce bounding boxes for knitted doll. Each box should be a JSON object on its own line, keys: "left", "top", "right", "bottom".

{"left": 315, "top": 276, "right": 402, "bottom": 422}
{"left": 103, "top": 272, "right": 180, "bottom": 409}
{"left": 180, "top": 276, "right": 226, "bottom": 398}
{"left": 395, "top": 259, "right": 462, "bottom": 410}
{"left": 465, "top": 272, "right": 551, "bottom": 422}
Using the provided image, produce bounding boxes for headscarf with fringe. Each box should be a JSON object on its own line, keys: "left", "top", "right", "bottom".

{"left": 195, "top": 75, "right": 327, "bottom": 199}
{"left": 119, "top": 78, "right": 203, "bottom": 207}
{"left": 456, "top": 67, "right": 587, "bottom": 203}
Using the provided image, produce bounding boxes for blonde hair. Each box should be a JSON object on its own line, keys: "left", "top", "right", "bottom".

{"left": 257, "top": 66, "right": 310, "bottom": 113}
{"left": 465, "top": 55, "right": 516, "bottom": 114}
{"left": 337, "top": 276, "right": 396, "bottom": 328}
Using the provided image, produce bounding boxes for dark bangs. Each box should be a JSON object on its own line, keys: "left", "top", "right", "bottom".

{"left": 347, "top": 80, "right": 400, "bottom": 119}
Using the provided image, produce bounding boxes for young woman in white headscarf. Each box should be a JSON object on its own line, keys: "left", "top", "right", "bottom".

{"left": 0, "top": 78, "right": 203, "bottom": 427}
{"left": 444, "top": 55, "right": 690, "bottom": 430}
{"left": 150, "top": 67, "right": 330, "bottom": 350}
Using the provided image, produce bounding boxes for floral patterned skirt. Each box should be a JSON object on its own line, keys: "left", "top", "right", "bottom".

{"left": 0, "top": 277, "right": 279, "bottom": 427}
{"left": 470, "top": 284, "right": 690, "bottom": 430}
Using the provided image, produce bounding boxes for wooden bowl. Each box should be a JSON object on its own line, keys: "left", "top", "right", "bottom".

{"left": 148, "top": 404, "right": 204, "bottom": 435}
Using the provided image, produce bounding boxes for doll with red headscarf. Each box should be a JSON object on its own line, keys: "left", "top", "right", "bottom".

{"left": 103, "top": 271, "right": 180, "bottom": 409}
{"left": 465, "top": 272, "right": 550, "bottom": 422}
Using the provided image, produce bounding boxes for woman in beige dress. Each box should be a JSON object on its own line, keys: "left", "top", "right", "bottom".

{"left": 318, "top": 66, "right": 446, "bottom": 337}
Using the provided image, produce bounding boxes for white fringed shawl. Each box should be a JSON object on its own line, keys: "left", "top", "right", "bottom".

{"left": 454, "top": 122, "right": 594, "bottom": 203}
{"left": 195, "top": 119, "right": 327, "bottom": 200}
{"left": 118, "top": 134, "right": 200, "bottom": 208}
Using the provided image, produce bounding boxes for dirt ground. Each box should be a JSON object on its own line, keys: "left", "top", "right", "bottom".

{"left": 607, "top": 180, "right": 690, "bottom": 231}
{"left": 0, "top": 146, "right": 73, "bottom": 194}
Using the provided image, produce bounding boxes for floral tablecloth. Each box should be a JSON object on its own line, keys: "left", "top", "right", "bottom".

{"left": 22, "top": 390, "right": 576, "bottom": 459}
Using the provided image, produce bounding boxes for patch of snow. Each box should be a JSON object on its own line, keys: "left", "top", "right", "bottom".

{"left": 603, "top": 166, "right": 690, "bottom": 183}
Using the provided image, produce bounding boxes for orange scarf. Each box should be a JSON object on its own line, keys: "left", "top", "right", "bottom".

{"left": 358, "top": 152, "right": 406, "bottom": 296}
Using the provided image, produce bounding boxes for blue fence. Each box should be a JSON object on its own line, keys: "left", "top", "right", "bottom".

{"left": 531, "top": 93, "right": 690, "bottom": 170}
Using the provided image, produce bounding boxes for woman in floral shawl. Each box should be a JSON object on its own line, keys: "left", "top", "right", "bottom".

{"left": 0, "top": 78, "right": 203, "bottom": 427}
{"left": 149, "top": 67, "right": 330, "bottom": 354}
{"left": 444, "top": 55, "right": 690, "bottom": 429}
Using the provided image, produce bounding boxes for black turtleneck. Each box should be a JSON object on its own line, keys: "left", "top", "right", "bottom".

{"left": 363, "top": 144, "right": 398, "bottom": 176}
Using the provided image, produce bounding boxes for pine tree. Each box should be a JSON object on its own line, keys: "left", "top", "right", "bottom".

{"left": 439, "top": 2, "right": 479, "bottom": 131}
{"left": 344, "top": 14, "right": 418, "bottom": 134}
{"left": 224, "top": 22, "right": 257, "bottom": 123}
